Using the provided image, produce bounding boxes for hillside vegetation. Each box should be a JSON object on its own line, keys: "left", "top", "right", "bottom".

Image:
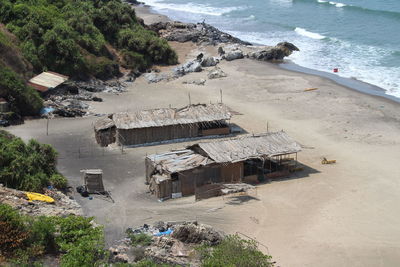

{"left": 0, "top": 130, "right": 67, "bottom": 192}
{"left": 0, "top": 0, "right": 177, "bottom": 79}
{"left": 0, "top": 63, "right": 43, "bottom": 117}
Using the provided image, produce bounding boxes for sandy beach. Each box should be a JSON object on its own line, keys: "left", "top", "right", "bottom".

{"left": 7, "top": 4, "right": 400, "bottom": 267}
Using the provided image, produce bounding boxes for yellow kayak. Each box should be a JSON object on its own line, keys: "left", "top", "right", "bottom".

{"left": 26, "top": 192, "right": 55, "bottom": 203}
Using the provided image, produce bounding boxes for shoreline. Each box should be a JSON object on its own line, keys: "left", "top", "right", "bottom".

{"left": 136, "top": 3, "right": 400, "bottom": 104}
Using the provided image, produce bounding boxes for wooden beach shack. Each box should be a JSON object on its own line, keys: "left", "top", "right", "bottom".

{"left": 94, "top": 103, "right": 232, "bottom": 147}
{"left": 145, "top": 131, "right": 302, "bottom": 200}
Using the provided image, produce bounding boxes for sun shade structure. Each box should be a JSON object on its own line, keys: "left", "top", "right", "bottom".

{"left": 146, "top": 131, "right": 302, "bottom": 200}
{"left": 94, "top": 103, "right": 233, "bottom": 147}
{"left": 28, "top": 71, "right": 69, "bottom": 93}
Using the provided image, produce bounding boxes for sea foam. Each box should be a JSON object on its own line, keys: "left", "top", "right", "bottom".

{"left": 143, "top": 0, "right": 242, "bottom": 16}
{"left": 294, "top": 28, "right": 326, "bottom": 40}
{"left": 318, "top": 0, "right": 347, "bottom": 8}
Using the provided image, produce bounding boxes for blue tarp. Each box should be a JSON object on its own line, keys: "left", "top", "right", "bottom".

{"left": 40, "top": 107, "right": 55, "bottom": 115}
{"left": 153, "top": 229, "right": 173, "bottom": 236}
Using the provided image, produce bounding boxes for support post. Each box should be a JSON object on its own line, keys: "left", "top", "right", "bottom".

{"left": 46, "top": 117, "right": 49, "bottom": 136}
{"left": 220, "top": 89, "right": 223, "bottom": 103}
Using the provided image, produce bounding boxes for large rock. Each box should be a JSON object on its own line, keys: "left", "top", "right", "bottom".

{"left": 201, "top": 56, "right": 219, "bottom": 67}
{"left": 248, "top": 42, "right": 300, "bottom": 61}
{"left": 173, "top": 60, "right": 202, "bottom": 77}
{"left": 208, "top": 67, "right": 227, "bottom": 79}
{"left": 143, "top": 72, "right": 170, "bottom": 83}
{"left": 224, "top": 49, "right": 244, "bottom": 61}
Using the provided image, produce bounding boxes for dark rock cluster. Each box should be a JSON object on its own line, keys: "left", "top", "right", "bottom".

{"left": 148, "top": 21, "right": 252, "bottom": 46}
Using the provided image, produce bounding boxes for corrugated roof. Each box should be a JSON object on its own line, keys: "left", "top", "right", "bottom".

{"left": 113, "top": 103, "right": 231, "bottom": 129}
{"left": 193, "top": 131, "right": 301, "bottom": 163}
{"left": 28, "top": 71, "right": 69, "bottom": 92}
{"left": 147, "top": 149, "right": 214, "bottom": 173}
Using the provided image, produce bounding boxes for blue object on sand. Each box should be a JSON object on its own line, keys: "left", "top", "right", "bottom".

{"left": 40, "top": 107, "right": 55, "bottom": 115}
{"left": 154, "top": 229, "right": 173, "bottom": 236}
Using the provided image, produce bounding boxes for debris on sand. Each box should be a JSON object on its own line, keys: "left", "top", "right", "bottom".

{"left": 109, "top": 221, "right": 224, "bottom": 266}
{"left": 221, "top": 183, "right": 255, "bottom": 195}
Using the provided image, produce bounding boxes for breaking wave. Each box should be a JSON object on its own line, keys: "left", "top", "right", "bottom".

{"left": 294, "top": 27, "right": 326, "bottom": 40}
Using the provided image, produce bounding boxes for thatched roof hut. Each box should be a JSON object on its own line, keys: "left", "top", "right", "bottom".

{"left": 94, "top": 103, "right": 233, "bottom": 147}
{"left": 190, "top": 131, "right": 302, "bottom": 163}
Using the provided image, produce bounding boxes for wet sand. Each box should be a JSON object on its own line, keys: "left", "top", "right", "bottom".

{"left": 7, "top": 5, "right": 400, "bottom": 267}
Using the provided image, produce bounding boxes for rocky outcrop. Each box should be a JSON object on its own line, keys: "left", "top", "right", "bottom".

{"left": 248, "top": 42, "right": 300, "bottom": 61}
{"left": 201, "top": 56, "right": 219, "bottom": 67}
{"left": 173, "top": 60, "right": 203, "bottom": 77}
{"left": 143, "top": 72, "right": 170, "bottom": 83}
{"left": 224, "top": 49, "right": 244, "bottom": 61}
{"left": 0, "top": 184, "right": 82, "bottom": 217}
{"left": 148, "top": 21, "right": 252, "bottom": 46}
{"left": 208, "top": 66, "right": 227, "bottom": 79}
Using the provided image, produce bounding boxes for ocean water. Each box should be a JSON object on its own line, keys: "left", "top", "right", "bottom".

{"left": 142, "top": 0, "right": 400, "bottom": 98}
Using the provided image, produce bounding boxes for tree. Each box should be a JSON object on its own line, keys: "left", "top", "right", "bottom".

{"left": 38, "top": 22, "right": 85, "bottom": 75}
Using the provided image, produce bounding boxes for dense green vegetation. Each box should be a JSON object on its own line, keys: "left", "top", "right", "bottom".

{"left": 200, "top": 235, "right": 274, "bottom": 267}
{"left": 0, "top": 63, "right": 43, "bottom": 116}
{"left": 0, "top": 130, "right": 67, "bottom": 192}
{"left": 0, "top": 203, "right": 106, "bottom": 266}
{"left": 0, "top": 203, "right": 178, "bottom": 266}
{"left": 0, "top": 0, "right": 177, "bottom": 79}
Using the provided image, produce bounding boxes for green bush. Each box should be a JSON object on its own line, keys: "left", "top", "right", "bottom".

{"left": 49, "top": 174, "right": 68, "bottom": 189}
{"left": 126, "top": 231, "right": 152, "bottom": 247}
{"left": 54, "top": 215, "right": 106, "bottom": 267}
{"left": 200, "top": 234, "right": 274, "bottom": 267}
{"left": 0, "top": 204, "right": 29, "bottom": 258}
{"left": 0, "top": 204, "right": 106, "bottom": 266}
{"left": 29, "top": 216, "right": 57, "bottom": 255}
{"left": 117, "top": 27, "right": 178, "bottom": 66}
{"left": 121, "top": 49, "right": 149, "bottom": 72}
{"left": 86, "top": 56, "right": 120, "bottom": 80}
{"left": 0, "top": 64, "right": 43, "bottom": 116}
{"left": 0, "top": 130, "right": 65, "bottom": 192}
{"left": 38, "top": 22, "right": 85, "bottom": 76}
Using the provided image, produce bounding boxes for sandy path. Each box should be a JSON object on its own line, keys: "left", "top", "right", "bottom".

{"left": 7, "top": 12, "right": 400, "bottom": 266}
